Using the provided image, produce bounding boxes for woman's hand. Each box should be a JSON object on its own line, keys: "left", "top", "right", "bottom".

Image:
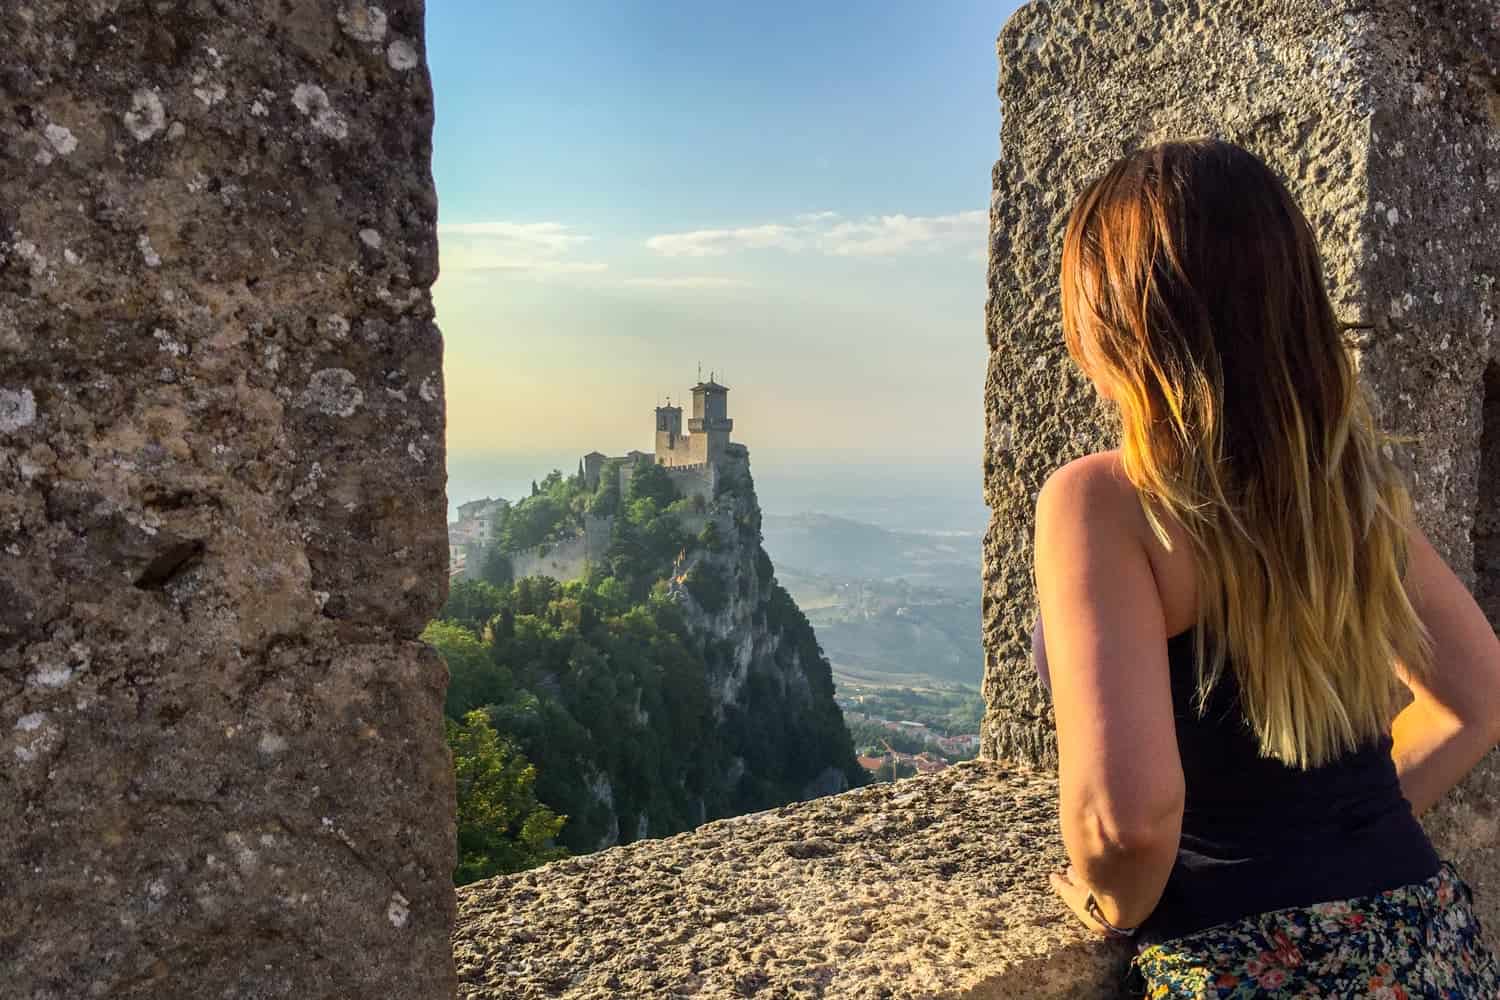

{"left": 1048, "top": 865, "right": 1114, "bottom": 936}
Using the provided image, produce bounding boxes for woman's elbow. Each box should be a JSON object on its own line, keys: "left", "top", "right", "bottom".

{"left": 1073, "top": 793, "right": 1184, "bottom": 862}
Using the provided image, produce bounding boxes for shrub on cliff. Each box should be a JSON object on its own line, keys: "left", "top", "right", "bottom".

{"left": 685, "top": 563, "right": 730, "bottom": 614}
{"left": 626, "top": 459, "right": 679, "bottom": 510}
{"left": 447, "top": 709, "right": 567, "bottom": 885}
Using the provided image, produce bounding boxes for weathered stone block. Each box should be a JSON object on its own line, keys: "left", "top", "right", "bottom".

{"left": 0, "top": 2, "right": 455, "bottom": 995}
{"left": 454, "top": 761, "right": 1132, "bottom": 999}
{"left": 982, "top": 0, "right": 1499, "bottom": 946}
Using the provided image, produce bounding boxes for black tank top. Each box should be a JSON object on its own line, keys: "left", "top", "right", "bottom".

{"left": 1032, "top": 619, "right": 1439, "bottom": 944}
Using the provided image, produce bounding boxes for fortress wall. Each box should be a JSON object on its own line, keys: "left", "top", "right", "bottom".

{"left": 665, "top": 464, "right": 716, "bottom": 502}
{"left": 0, "top": 3, "right": 455, "bottom": 996}
{"left": 509, "top": 515, "right": 615, "bottom": 585}
{"left": 511, "top": 534, "right": 593, "bottom": 584}
{"left": 982, "top": 0, "right": 1500, "bottom": 940}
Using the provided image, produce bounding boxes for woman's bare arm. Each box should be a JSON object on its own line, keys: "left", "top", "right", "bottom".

{"left": 1391, "top": 523, "right": 1500, "bottom": 815}
{"left": 1035, "top": 454, "right": 1184, "bottom": 930}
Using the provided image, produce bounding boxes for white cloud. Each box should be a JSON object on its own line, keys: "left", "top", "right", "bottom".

{"left": 621, "top": 276, "right": 751, "bottom": 290}
{"left": 646, "top": 209, "right": 986, "bottom": 259}
{"left": 821, "top": 211, "right": 987, "bottom": 256}
{"left": 645, "top": 224, "right": 800, "bottom": 258}
{"left": 438, "top": 220, "right": 605, "bottom": 275}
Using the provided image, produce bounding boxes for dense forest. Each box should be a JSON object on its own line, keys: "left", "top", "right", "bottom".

{"left": 429, "top": 458, "right": 866, "bottom": 884}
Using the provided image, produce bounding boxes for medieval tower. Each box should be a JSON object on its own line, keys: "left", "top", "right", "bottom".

{"left": 581, "top": 374, "right": 740, "bottom": 498}
{"left": 657, "top": 376, "right": 733, "bottom": 468}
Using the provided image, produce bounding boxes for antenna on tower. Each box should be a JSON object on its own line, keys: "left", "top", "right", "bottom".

{"left": 697, "top": 361, "right": 702, "bottom": 381}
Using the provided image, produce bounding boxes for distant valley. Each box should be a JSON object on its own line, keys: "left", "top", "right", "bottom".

{"left": 760, "top": 512, "right": 985, "bottom": 692}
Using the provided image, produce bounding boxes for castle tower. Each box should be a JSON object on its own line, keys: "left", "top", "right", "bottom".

{"left": 582, "top": 451, "right": 608, "bottom": 491}
{"left": 687, "top": 377, "right": 733, "bottom": 465}
{"left": 654, "top": 400, "right": 684, "bottom": 463}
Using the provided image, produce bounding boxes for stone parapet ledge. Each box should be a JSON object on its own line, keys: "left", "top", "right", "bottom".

{"left": 454, "top": 761, "right": 1131, "bottom": 999}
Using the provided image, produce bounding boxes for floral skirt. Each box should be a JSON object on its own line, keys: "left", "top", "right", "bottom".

{"left": 1133, "top": 861, "right": 1500, "bottom": 998}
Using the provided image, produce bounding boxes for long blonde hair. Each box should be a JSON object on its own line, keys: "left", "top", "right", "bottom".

{"left": 1060, "top": 139, "right": 1431, "bottom": 769}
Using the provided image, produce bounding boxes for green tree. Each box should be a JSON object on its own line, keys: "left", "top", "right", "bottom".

{"left": 626, "top": 460, "right": 679, "bottom": 510}
{"left": 423, "top": 620, "right": 511, "bottom": 719}
{"left": 447, "top": 710, "right": 567, "bottom": 885}
{"left": 589, "top": 461, "right": 623, "bottom": 518}
{"left": 499, "top": 494, "right": 568, "bottom": 552}
{"left": 593, "top": 576, "right": 631, "bottom": 616}
{"left": 441, "top": 579, "right": 505, "bottom": 633}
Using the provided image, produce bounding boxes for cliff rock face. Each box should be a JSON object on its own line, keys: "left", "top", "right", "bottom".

{"left": 0, "top": 2, "right": 455, "bottom": 995}
{"left": 552, "top": 446, "right": 864, "bottom": 851}
{"left": 982, "top": 0, "right": 1500, "bottom": 946}
{"left": 670, "top": 446, "right": 863, "bottom": 806}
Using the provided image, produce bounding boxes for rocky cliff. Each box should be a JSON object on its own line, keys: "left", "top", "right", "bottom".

{"left": 441, "top": 448, "right": 866, "bottom": 856}
{"left": 667, "top": 446, "right": 864, "bottom": 806}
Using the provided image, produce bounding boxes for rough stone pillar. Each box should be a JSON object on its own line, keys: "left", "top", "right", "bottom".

{"left": 983, "top": 0, "right": 1499, "bottom": 935}
{"left": 1, "top": 3, "right": 455, "bottom": 996}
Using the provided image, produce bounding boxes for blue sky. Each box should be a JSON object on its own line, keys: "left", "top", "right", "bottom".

{"left": 427, "top": 1, "right": 1023, "bottom": 500}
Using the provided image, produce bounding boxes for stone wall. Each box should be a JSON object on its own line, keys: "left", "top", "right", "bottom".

{"left": 664, "top": 462, "right": 716, "bottom": 502}
{"left": 982, "top": 0, "right": 1500, "bottom": 944}
{"left": 509, "top": 514, "right": 614, "bottom": 583}
{"left": 0, "top": 2, "right": 455, "bottom": 996}
{"left": 453, "top": 761, "right": 1130, "bottom": 999}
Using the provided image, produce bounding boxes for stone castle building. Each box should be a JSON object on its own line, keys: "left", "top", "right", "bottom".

{"left": 444, "top": 379, "right": 744, "bottom": 584}
{"left": 655, "top": 376, "right": 734, "bottom": 468}
{"left": 581, "top": 375, "right": 742, "bottom": 503}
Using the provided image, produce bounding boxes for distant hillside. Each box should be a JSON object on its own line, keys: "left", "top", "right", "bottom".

{"left": 761, "top": 513, "right": 984, "bottom": 688}
{"left": 760, "top": 513, "right": 980, "bottom": 593}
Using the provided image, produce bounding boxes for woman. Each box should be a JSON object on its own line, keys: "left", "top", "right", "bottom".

{"left": 1030, "top": 139, "right": 1500, "bottom": 997}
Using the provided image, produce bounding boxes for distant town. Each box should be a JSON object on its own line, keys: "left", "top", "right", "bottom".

{"left": 840, "top": 707, "right": 981, "bottom": 780}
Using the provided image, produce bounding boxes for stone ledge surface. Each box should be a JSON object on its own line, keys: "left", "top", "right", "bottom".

{"left": 454, "top": 761, "right": 1129, "bottom": 999}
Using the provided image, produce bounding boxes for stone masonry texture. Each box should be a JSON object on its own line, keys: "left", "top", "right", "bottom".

{"left": 0, "top": 2, "right": 456, "bottom": 996}
{"left": 454, "top": 761, "right": 1131, "bottom": 1000}
{"left": 982, "top": 0, "right": 1500, "bottom": 947}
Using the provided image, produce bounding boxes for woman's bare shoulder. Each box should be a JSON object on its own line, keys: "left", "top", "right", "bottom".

{"left": 1037, "top": 450, "right": 1136, "bottom": 520}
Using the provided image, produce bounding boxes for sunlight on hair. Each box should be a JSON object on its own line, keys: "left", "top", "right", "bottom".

{"left": 1060, "top": 139, "right": 1434, "bottom": 769}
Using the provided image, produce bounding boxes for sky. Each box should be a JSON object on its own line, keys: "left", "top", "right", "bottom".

{"left": 427, "top": 1, "right": 1024, "bottom": 519}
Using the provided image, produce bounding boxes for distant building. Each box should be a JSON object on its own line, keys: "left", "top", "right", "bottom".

{"left": 450, "top": 497, "right": 507, "bottom": 546}
{"left": 913, "top": 752, "right": 949, "bottom": 774}
{"left": 580, "top": 374, "right": 743, "bottom": 504}
{"left": 449, "top": 374, "right": 747, "bottom": 583}
{"left": 656, "top": 377, "right": 733, "bottom": 468}
{"left": 935, "top": 734, "right": 981, "bottom": 755}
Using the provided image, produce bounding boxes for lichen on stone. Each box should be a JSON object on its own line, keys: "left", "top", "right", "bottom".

{"left": 291, "top": 83, "right": 349, "bottom": 141}
{"left": 0, "top": 388, "right": 37, "bottom": 432}
{"left": 302, "top": 368, "right": 365, "bottom": 417}
{"left": 123, "top": 88, "right": 165, "bottom": 141}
